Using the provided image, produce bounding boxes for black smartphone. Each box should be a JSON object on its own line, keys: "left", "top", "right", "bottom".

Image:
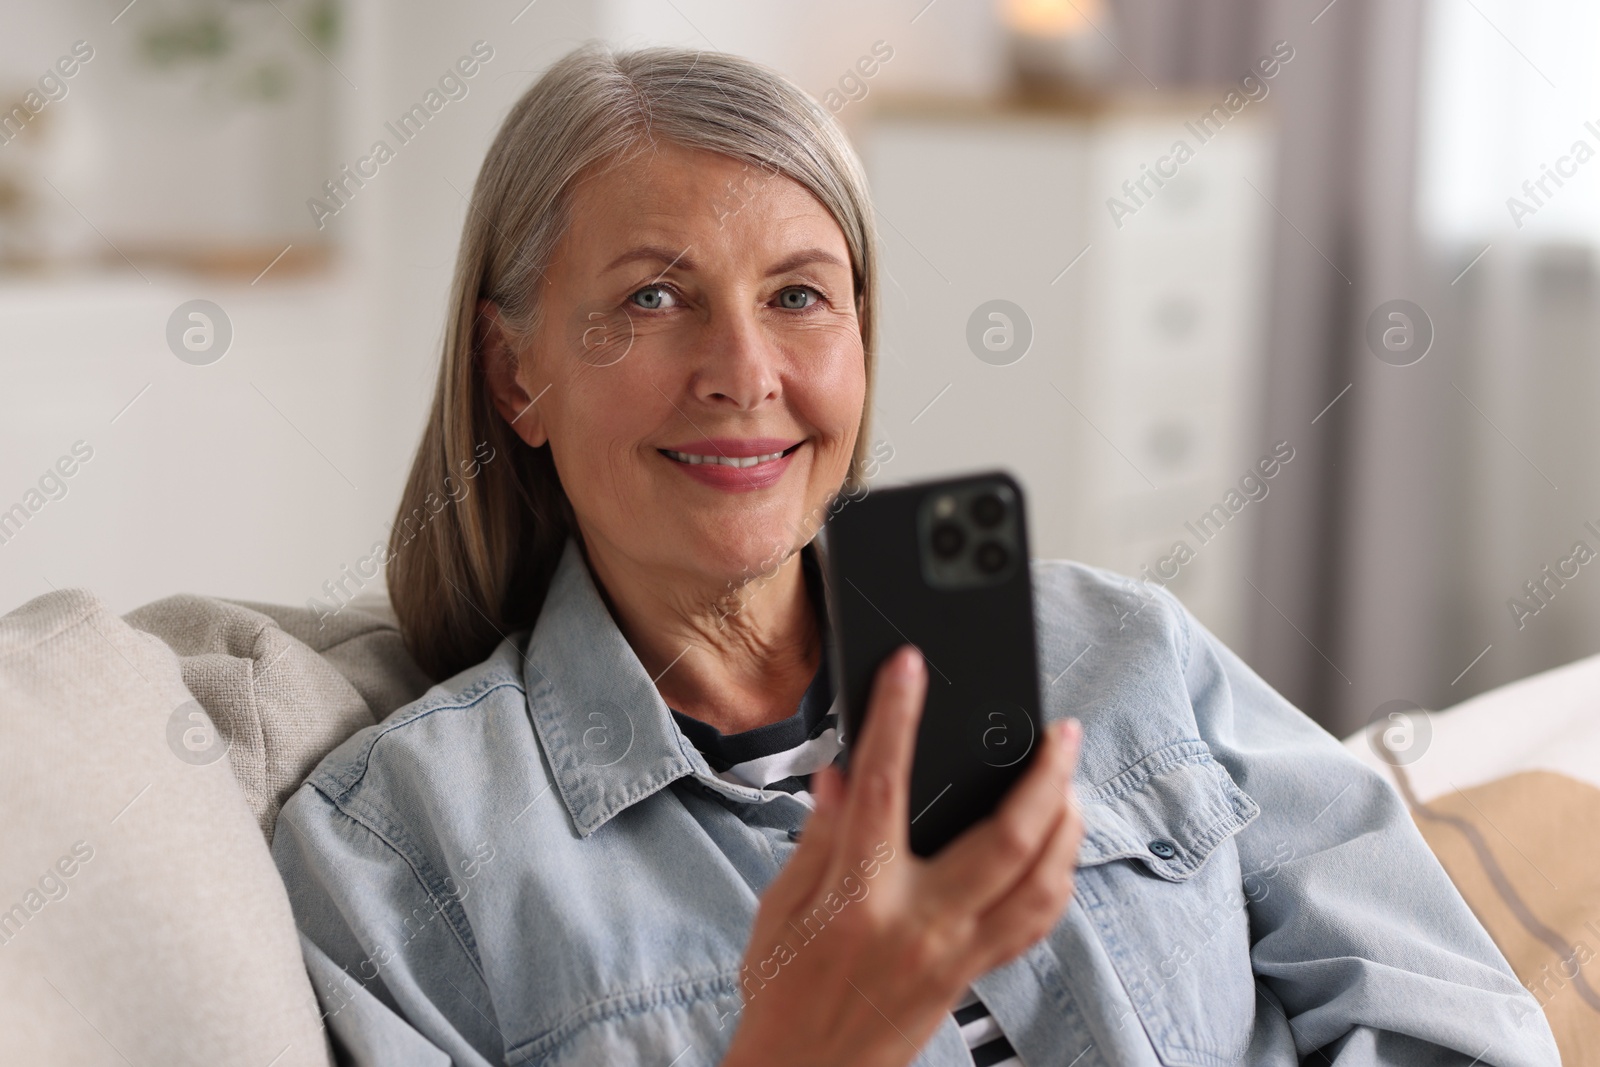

{"left": 821, "top": 470, "right": 1044, "bottom": 858}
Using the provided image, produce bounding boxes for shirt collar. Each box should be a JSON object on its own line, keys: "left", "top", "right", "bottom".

{"left": 522, "top": 537, "right": 797, "bottom": 836}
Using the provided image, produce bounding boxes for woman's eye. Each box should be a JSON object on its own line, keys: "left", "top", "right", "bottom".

{"left": 630, "top": 285, "right": 676, "bottom": 310}
{"left": 777, "top": 286, "right": 819, "bottom": 310}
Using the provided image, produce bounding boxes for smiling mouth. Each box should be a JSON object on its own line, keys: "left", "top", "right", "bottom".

{"left": 658, "top": 443, "right": 802, "bottom": 468}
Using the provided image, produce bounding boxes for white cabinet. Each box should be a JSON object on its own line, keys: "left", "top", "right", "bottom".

{"left": 859, "top": 100, "right": 1273, "bottom": 646}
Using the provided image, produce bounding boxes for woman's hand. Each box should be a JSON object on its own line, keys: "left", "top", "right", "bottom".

{"left": 721, "top": 645, "right": 1084, "bottom": 1067}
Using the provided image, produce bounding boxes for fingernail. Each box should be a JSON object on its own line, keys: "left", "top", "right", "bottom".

{"left": 1061, "top": 717, "right": 1081, "bottom": 751}
{"left": 896, "top": 645, "right": 923, "bottom": 678}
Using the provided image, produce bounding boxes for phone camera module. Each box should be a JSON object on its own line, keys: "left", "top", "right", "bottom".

{"left": 970, "top": 492, "right": 1006, "bottom": 529}
{"left": 931, "top": 521, "right": 966, "bottom": 559}
{"left": 974, "top": 540, "right": 1010, "bottom": 575}
{"left": 917, "top": 476, "right": 1023, "bottom": 590}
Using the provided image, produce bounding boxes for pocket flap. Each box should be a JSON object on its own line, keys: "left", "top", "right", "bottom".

{"left": 1076, "top": 740, "right": 1259, "bottom": 881}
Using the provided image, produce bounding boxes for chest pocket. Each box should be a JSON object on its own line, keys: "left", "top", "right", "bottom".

{"left": 1073, "top": 740, "right": 1261, "bottom": 1067}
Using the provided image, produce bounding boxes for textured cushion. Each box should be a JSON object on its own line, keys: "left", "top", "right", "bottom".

{"left": 0, "top": 588, "right": 334, "bottom": 1065}
{"left": 1344, "top": 652, "right": 1600, "bottom": 1065}
{"left": 123, "top": 593, "right": 432, "bottom": 841}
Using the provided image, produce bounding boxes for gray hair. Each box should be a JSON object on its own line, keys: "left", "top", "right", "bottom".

{"left": 387, "top": 42, "right": 882, "bottom": 681}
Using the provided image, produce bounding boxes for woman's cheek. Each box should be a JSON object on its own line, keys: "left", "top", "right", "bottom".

{"left": 788, "top": 326, "right": 864, "bottom": 405}
{"left": 813, "top": 350, "right": 867, "bottom": 442}
{"left": 560, "top": 362, "right": 656, "bottom": 446}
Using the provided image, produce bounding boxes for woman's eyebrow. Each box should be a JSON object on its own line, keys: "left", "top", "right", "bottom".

{"left": 599, "top": 245, "right": 848, "bottom": 277}
{"left": 602, "top": 245, "right": 695, "bottom": 275}
{"left": 766, "top": 248, "right": 848, "bottom": 276}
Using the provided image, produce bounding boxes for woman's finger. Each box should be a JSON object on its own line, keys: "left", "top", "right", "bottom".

{"left": 831, "top": 645, "right": 925, "bottom": 863}
{"left": 925, "top": 718, "right": 1081, "bottom": 912}
{"left": 797, "top": 762, "right": 843, "bottom": 853}
{"left": 968, "top": 773, "right": 1085, "bottom": 970}
{"left": 756, "top": 763, "right": 844, "bottom": 920}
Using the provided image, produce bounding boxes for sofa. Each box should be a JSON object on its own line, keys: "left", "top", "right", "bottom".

{"left": 1, "top": 586, "right": 1595, "bottom": 1064}
{"left": 0, "top": 587, "right": 429, "bottom": 1066}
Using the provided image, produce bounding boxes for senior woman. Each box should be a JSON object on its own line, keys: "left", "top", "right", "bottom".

{"left": 271, "top": 44, "right": 1558, "bottom": 1067}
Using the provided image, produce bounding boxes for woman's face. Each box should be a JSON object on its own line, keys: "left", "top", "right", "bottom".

{"left": 486, "top": 141, "right": 866, "bottom": 593}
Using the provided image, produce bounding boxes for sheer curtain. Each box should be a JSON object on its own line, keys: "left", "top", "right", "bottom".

{"left": 1415, "top": 0, "right": 1600, "bottom": 699}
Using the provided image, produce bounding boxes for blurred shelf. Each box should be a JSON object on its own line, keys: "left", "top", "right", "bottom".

{"left": 101, "top": 241, "right": 334, "bottom": 280}
{"left": 864, "top": 89, "right": 1283, "bottom": 121}
{"left": 0, "top": 242, "right": 337, "bottom": 283}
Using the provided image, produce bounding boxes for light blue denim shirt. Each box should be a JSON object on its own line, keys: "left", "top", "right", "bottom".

{"left": 272, "top": 537, "right": 1559, "bottom": 1067}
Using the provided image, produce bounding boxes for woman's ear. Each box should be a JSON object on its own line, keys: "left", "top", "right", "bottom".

{"left": 478, "top": 299, "right": 550, "bottom": 448}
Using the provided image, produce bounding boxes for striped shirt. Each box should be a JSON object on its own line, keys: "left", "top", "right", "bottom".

{"left": 668, "top": 550, "right": 1023, "bottom": 1067}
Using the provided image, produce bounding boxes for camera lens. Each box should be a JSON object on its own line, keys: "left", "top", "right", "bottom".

{"left": 974, "top": 540, "right": 1010, "bottom": 574}
{"left": 931, "top": 521, "right": 966, "bottom": 559}
{"left": 970, "top": 492, "right": 1006, "bottom": 529}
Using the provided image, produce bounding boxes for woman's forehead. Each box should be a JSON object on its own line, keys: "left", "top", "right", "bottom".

{"left": 560, "top": 145, "right": 849, "bottom": 272}
{"left": 570, "top": 145, "right": 811, "bottom": 215}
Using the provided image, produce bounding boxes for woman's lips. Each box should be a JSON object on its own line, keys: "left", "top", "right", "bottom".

{"left": 657, "top": 438, "right": 803, "bottom": 491}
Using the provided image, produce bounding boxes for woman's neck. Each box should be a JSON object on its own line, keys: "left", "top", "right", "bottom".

{"left": 577, "top": 533, "right": 821, "bottom": 736}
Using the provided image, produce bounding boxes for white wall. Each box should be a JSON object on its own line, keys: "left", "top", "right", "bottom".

{"left": 0, "top": 0, "right": 1025, "bottom": 615}
{"left": 599, "top": 0, "right": 1005, "bottom": 106}
{"left": 0, "top": 0, "right": 604, "bottom": 613}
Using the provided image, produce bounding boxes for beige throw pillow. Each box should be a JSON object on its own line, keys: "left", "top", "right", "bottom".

{"left": 0, "top": 589, "right": 334, "bottom": 1065}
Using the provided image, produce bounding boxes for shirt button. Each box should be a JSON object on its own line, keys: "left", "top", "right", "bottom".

{"left": 1148, "top": 839, "right": 1177, "bottom": 860}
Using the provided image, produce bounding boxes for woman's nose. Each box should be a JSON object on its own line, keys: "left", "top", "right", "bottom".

{"left": 688, "top": 305, "right": 781, "bottom": 411}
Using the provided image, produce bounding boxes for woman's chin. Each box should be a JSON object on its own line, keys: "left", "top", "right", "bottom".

{"left": 687, "top": 523, "right": 813, "bottom": 585}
